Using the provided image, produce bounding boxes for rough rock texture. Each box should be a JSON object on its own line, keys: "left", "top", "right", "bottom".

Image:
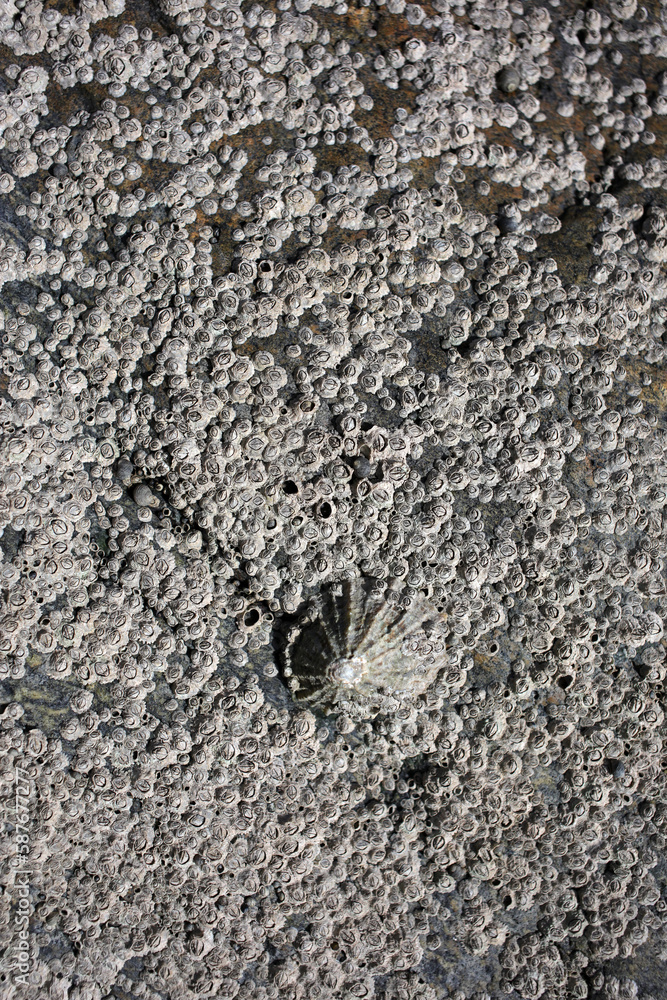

{"left": 0, "top": 0, "right": 667, "bottom": 998}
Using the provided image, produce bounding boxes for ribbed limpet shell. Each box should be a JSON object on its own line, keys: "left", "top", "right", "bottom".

{"left": 282, "top": 577, "right": 447, "bottom": 712}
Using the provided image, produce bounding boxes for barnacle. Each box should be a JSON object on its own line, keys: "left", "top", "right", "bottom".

{"left": 282, "top": 577, "right": 447, "bottom": 711}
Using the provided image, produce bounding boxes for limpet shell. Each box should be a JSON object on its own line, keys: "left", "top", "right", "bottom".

{"left": 282, "top": 577, "right": 447, "bottom": 711}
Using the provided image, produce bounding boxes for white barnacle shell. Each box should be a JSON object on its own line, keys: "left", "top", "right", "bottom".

{"left": 282, "top": 577, "right": 447, "bottom": 712}
{"left": 284, "top": 184, "right": 316, "bottom": 217}
{"left": 8, "top": 374, "right": 39, "bottom": 400}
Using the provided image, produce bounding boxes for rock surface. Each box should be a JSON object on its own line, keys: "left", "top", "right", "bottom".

{"left": 0, "top": 0, "right": 666, "bottom": 999}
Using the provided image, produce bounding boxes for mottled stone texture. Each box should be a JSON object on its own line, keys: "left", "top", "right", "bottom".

{"left": 0, "top": 0, "right": 667, "bottom": 999}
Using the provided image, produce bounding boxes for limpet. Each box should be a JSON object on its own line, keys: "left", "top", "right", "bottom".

{"left": 282, "top": 577, "right": 447, "bottom": 711}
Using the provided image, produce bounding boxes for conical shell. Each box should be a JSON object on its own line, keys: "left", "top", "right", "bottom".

{"left": 282, "top": 578, "right": 447, "bottom": 711}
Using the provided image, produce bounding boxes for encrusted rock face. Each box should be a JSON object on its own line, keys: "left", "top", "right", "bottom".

{"left": 3, "top": 0, "right": 667, "bottom": 997}
{"left": 283, "top": 577, "right": 447, "bottom": 711}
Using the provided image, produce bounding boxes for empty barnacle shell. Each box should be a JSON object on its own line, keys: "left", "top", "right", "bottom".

{"left": 281, "top": 577, "right": 447, "bottom": 712}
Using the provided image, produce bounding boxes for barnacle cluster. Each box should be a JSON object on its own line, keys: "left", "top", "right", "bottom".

{"left": 0, "top": 0, "right": 667, "bottom": 997}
